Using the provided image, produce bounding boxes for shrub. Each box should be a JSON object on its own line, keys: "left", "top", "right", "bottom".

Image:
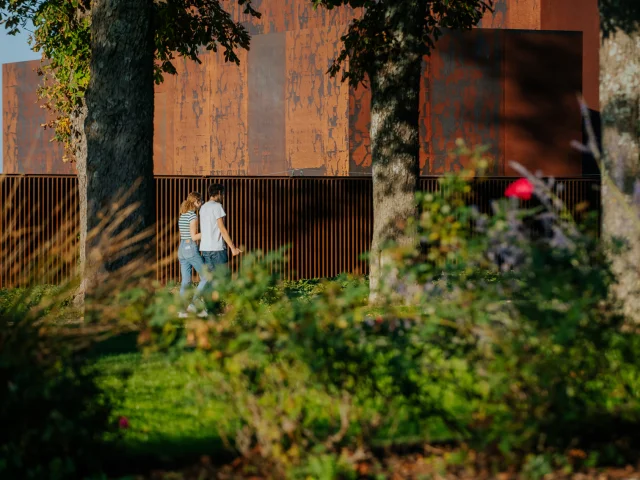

{"left": 380, "top": 164, "right": 640, "bottom": 460}
{"left": 148, "top": 160, "right": 640, "bottom": 477}
{"left": 0, "top": 285, "right": 116, "bottom": 479}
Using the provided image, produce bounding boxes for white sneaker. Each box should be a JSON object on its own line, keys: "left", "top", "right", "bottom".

{"left": 178, "top": 311, "right": 189, "bottom": 318}
{"left": 197, "top": 309, "right": 208, "bottom": 318}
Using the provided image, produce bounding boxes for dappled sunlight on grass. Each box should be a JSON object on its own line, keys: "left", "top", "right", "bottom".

{"left": 95, "top": 348, "right": 236, "bottom": 460}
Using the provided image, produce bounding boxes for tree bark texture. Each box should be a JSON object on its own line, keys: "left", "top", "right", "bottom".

{"left": 84, "top": 0, "right": 155, "bottom": 295}
{"left": 71, "top": 101, "right": 88, "bottom": 305}
{"left": 366, "top": 2, "right": 424, "bottom": 301}
{"left": 368, "top": 55, "right": 421, "bottom": 299}
{"left": 600, "top": 28, "right": 640, "bottom": 321}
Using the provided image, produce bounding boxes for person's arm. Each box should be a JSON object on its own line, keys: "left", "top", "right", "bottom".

{"left": 216, "top": 217, "right": 242, "bottom": 256}
{"left": 189, "top": 218, "right": 201, "bottom": 241}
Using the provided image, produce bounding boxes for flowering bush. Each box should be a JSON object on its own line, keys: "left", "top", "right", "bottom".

{"left": 376, "top": 163, "right": 640, "bottom": 458}
{"left": 505, "top": 177, "right": 534, "bottom": 200}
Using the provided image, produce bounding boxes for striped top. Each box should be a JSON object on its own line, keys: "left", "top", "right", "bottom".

{"left": 179, "top": 211, "right": 198, "bottom": 239}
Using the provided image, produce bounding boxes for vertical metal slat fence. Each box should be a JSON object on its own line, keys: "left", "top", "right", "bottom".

{"left": 0, "top": 175, "right": 600, "bottom": 288}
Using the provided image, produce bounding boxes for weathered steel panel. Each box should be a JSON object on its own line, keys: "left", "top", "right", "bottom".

{"left": 479, "top": 0, "right": 508, "bottom": 28}
{"left": 4, "top": 8, "right": 589, "bottom": 178}
{"left": 480, "top": 0, "right": 598, "bottom": 111}
{"left": 351, "top": 30, "right": 504, "bottom": 176}
{"left": 247, "top": 32, "right": 288, "bottom": 175}
{"left": 348, "top": 30, "right": 581, "bottom": 177}
{"left": 428, "top": 29, "right": 503, "bottom": 175}
{"left": 2, "top": 64, "right": 18, "bottom": 173}
{"left": 172, "top": 56, "right": 211, "bottom": 175}
{"left": 418, "top": 57, "right": 432, "bottom": 173}
{"left": 541, "top": 0, "right": 599, "bottom": 109}
{"left": 480, "top": 0, "right": 541, "bottom": 29}
{"left": 285, "top": 0, "right": 357, "bottom": 32}
{"left": 504, "top": 31, "right": 582, "bottom": 176}
{"left": 2, "top": 62, "right": 70, "bottom": 174}
{"left": 153, "top": 81, "right": 175, "bottom": 175}
{"left": 285, "top": 25, "right": 349, "bottom": 176}
{"left": 348, "top": 83, "right": 372, "bottom": 175}
{"left": 223, "top": 0, "right": 356, "bottom": 34}
{"left": 479, "top": 0, "right": 598, "bottom": 111}
{"left": 209, "top": 49, "right": 249, "bottom": 176}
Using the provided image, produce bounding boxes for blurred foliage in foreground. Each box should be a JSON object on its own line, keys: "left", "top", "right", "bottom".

{"left": 2, "top": 152, "right": 640, "bottom": 479}
{"left": 144, "top": 158, "right": 640, "bottom": 477}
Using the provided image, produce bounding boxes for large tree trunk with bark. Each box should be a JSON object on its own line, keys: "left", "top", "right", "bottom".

{"left": 368, "top": 54, "right": 421, "bottom": 300}
{"left": 366, "top": 2, "right": 425, "bottom": 302}
{"left": 83, "top": 0, "right": 155, "bottom": 304}
{"left": 600, "top": 26, "right": 640, "bottom": 321}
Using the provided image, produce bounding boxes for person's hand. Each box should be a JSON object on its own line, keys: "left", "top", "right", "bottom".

{"left": 231, "top": 247, "right": 242, "bottom": 257}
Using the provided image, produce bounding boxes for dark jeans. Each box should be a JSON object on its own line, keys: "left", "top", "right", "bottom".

{"left": 201, "top": 250, "right": 228, "bottom": 275}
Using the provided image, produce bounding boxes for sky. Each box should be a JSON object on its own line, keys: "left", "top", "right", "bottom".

{"left": 0, "top": 27, "right": 41, "bottom": 173}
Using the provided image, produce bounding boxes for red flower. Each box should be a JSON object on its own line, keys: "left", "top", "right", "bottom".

{"left": 118, "top": 416, "right": 130, "bottom": 429}
{"left": 505, "top": 178, "right": 534, "bottom": 201}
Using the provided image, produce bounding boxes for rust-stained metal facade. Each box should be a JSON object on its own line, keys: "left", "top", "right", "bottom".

{"left": 2, "top": 0, "right": 597, "bottom": 178}
{"left": 3, "top": 30, "right": 583, "bottom": 177}
{"left": 481, "top": 0, "right": 600, "bottom": 110}
{"left": 351, "top": 29, "right": 583, "bottom": 176}
{"left": 2, "top": 62, "right": 65, "bottom": 174}
{"left": 1, "top": 175, "right": 600, "bottom": 288}
{"left": 0, "top": 0, "right": 601, "bottom": 287}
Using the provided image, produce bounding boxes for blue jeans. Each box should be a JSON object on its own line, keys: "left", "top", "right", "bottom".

{"left": 178, "top": 239, "right": 208, "bottom": 305}
{"left": 201, "top": 250, "right": 229, "bottom": 275}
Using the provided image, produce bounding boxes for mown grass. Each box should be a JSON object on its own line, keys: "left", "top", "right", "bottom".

{"left": 86, "top": 333, "right": 237, "bottom": 475}
{"left": 1, "top": 280, "right": 453, "bottom": 477}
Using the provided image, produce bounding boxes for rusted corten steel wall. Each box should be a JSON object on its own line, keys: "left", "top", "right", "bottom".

{"left": 3, "top": 0, "right": 598, "bottom": 177}
{"left": 2, "top": 62, "right": 69, "bottom": 175}
{"left": 480, "top": 0, "right": 599, "bottom": 110}
{"left": 1, "top": 175, "right": 600, "bottom": 287}
{"left": 223, "top": 0, "right": 598, "bottom": 112}
{"left": 3, "top": 27, "right": 583, "bottom": 177}
{"left": 351, "top": 29, "right": 583, "bottom": 177}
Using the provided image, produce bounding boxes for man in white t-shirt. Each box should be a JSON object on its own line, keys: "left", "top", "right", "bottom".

{"left": 199, "top": 183, "right": 242, "bottom": 273}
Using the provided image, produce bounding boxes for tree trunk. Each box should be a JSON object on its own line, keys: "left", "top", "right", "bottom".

{"left": 71, "top": 101, "right": 88, "bottom": 306}
{"left": 84, "top": 0, "right": 155, "bottom": 304}
{"left": 368, "top": 54, "right": 421, "bottom": 301}
{"left": 600, "top": 27, "right": 640, "bottom": 321}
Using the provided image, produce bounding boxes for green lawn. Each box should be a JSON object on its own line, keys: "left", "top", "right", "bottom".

{"left": 2, "top": 281, "right": 453, "bottom": 477}
{"left": 90, "top": 334, "right": 236, "bottom": 475}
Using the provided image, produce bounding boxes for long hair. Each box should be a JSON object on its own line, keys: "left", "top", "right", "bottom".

{"left": 179, "top": 192, "right": 202, "bottom": 215}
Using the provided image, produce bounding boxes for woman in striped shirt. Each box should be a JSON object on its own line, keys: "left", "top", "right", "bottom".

{"left": 178, "top": 192, "right": 208, "bottom": 317}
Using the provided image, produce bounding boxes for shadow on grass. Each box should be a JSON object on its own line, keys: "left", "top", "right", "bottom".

{"left": 103, "top": 437, "right": 235, "bottom": 478}
{"left": 88, "top": 331, "right": 140, "bottom": 357}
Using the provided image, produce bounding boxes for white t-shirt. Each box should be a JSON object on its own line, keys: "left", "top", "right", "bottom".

{"left": 199, "top": 201, "right": 226, "bottom": 251}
